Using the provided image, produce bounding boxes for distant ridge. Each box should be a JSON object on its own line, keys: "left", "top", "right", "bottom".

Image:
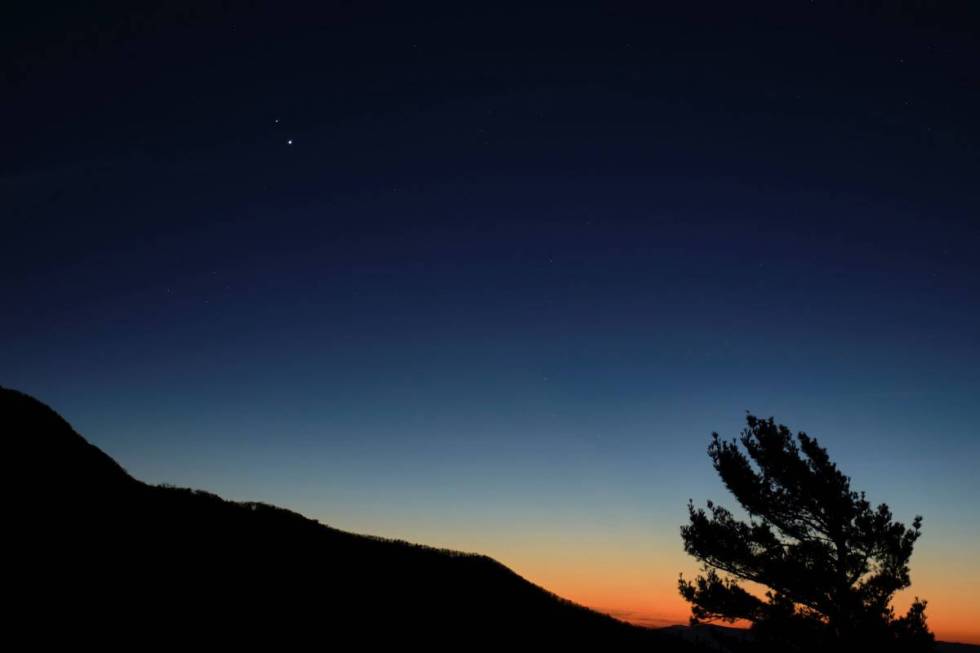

{"left": 3, "top": 387, "right": 686, "bottom": 649}
{"left": 661, "top": 624, "right": 980, "bottom": 653}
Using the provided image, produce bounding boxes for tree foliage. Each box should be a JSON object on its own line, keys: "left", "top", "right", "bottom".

{"left": 679, "top": 415, "right": 934, "bottom": 651}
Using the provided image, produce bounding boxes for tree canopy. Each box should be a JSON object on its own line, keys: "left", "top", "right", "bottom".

{"left": 679, "top": 414, "right": 934, "bottom": 652}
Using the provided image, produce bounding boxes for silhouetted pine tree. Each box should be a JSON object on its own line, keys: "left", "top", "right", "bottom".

{"left": 679, "top": 415, "right": 935, "bottom": 652}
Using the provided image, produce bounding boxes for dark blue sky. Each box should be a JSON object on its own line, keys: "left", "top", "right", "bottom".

{"left": 2, "top": 1, "right": 979, "bottom": 638}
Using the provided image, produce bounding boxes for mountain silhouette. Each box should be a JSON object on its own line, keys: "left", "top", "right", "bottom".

{"left": 4, "top": 387, "right": 689, "bottom": 649}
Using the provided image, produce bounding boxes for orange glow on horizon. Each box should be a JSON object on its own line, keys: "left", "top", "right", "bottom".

{"left": 568, "top": 590, "right": 980, "bottom": 646}
{"left": 500, "top": 554, "right": 980, "bottom": 646}
{"left": 327, "top": 514, "right": 980, "bottom": 646}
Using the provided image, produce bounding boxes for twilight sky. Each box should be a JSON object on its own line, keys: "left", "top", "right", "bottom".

{"left": 2, "top": 1, "right": 978, "bottom": 643}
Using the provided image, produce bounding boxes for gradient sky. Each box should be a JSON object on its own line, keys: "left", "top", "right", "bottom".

{"left": 3, "top": 1, "right": 978, "bottom": 644}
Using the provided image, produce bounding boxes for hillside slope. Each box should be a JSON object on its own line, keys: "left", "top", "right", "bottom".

{"left": 4, "top": 387, "right": 688, "bottom": 649}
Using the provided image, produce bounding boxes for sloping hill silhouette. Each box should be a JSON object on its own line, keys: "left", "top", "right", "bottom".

{"left": 4, "top": 387, "right": 690, "bottom": 649}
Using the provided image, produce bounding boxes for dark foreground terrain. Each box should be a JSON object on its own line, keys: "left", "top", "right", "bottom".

{"left": 6, "top": 387, "right": 977, "bottom": 651}
{"left": 5, "top": 387, "right": 687, "bottom": 648}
